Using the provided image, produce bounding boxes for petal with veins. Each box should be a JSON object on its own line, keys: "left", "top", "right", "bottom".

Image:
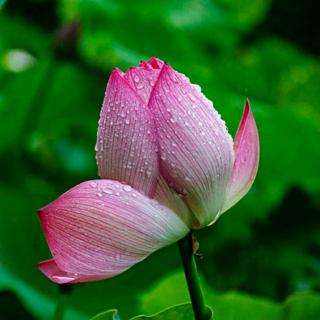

{"left": 96, "top": 69, "right": 158, "bottom": 197}
{"left": 149, "top": 63, "right": 234, "bottom": 228}
{"left": 222, "top": 99, "right": 260, "bottom": 212}
{"left": 38, "top": 180, "right": 188, "bottom": 284}
{"left": 154, "top": 175, "right": 193, "bottom": 228}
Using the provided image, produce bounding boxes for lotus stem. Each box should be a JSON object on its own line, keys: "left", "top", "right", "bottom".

{"left": 178, "top": 232, "right": 211, "bottom": 320}
{"left": 53, "top": 284, "right": 72, "bottom": 320}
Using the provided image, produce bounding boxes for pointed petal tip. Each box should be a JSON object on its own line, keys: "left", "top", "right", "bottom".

{"left": 37, "top": 202, "right": 51, "bottom": 217}
{"left": 38, "top": 259, "right": 106, "bottom": 284}
{"left": 38, "top": 259, "right": 74, "bottom": 284}
{"left": 242, "top": 98, "right": 252, "bottom": 121}
{"left": 222, "top": 99, "right": 259, "bottom": 212}
{"left": 148, "top": 57, "right": 164, "bottom": 69}
{"left": 125, "top": 57, "right": 164, "bottom": 73}
{"left": 37, "top": 206, "right": 49, "bottom": 219}
{"left": 111, "top": 67, "right": 124, "bottom": 79}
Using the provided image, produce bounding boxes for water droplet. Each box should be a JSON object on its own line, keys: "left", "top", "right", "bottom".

{"left": 125, "top": 118, "right": 130, "bottom": 125}
{"left": 97, "top": 192, "right": 103, "bottom": 197}
{"left": 102, "top": 187, "right": 113, "bottom": 195}
{"left": 137, "top": 82, "right": 144, "bottom": 89}
{"left": 90, "top": 182, "right": 97, "bottom": 188}
{"left": 193, "top": 84, "right": 202, "bottom": 92}
{"left": 177, "top": 96, "right": 183, "bottom": 102}
{"left": 133, "top": 75, "right": 140, "bottom": 83}
{"left": 123, "top": 185, "right": 132, "bottom": 192}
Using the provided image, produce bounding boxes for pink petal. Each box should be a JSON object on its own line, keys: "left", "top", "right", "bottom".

{"left": 124, "top": 57, "right": 164, "bottom": 103}
{"left": 38, "top": 259, "right": 105, "bottom": 284}
{"left": 222, "top": 99, "right": 260, "bottom": 212}
{"left": 38, "top": 180, "right": 188, "bottom": 284}
{"left": 96, "top": 69, "right": 158, "bottom": 197}
{"left": 154, "top": 176, "right": 194, "bottom": 228}
{"left": 149, "top": 63, "right": 234, "bottom": 228}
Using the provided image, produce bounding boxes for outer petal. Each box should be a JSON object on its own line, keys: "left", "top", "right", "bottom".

{"left": 38, "top": 180, "right": 188, "bottom": 284}
{"left": 96, "top": 69, "right": 158, "bottom": 197}
{"left": 149, "top": 64, "right": 234, "bottom": 228}
{"left": 222, "top": 99, "right": 260, "bottom": 212}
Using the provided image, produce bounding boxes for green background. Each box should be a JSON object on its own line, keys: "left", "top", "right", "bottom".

{"left": 0, "top": 0, "right": 319, "bottom": 319}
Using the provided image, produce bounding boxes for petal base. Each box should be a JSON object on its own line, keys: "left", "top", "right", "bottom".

{"left": 38, "top": 259, "right": 105, "bottom": 284}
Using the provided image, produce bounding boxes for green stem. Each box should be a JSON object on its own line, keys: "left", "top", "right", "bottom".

{"left": 53, "top": 284, "right": 72, "bottom": 320}
{"left": 178, "top": 233, "right": 211, "bottom": 320}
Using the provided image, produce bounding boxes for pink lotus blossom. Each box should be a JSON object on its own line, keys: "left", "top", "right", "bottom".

{"left": 39, "top": 57, "right": 259, "bottom": 283}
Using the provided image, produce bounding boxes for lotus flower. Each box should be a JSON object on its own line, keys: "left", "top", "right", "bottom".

{"left": 38, "top": 58, "right": 259, "bottom": 284}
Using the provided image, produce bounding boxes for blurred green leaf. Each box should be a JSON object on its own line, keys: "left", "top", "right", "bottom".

{"left": 28, "top": 62, "right": 104, "bottom": 179}
{"left": 283, "top": 292, "right": 320, "bottom": 320}
{"left": 92, "top": 304, "right": 201, "bottom": 320}
{"left": 0, "top": 0, "right": 5, "bottom": 10}
{"left": 0, "top": 14, "right": 49, "bottom": 58}
{"left": 131, "top": 303, "right": 197, "bottom": 319}
{"left": 57, "top": 0, "right": 270, "bottom": 70}
{"left": 0, "top": 265, "right": 87, "bottom": 320}
{"left": 0, "top": 59, "right": 52, "bottom": 151}
{"left": 91, "top": 309, "right": 120, "bottom": 320}
{"left": 139, "top": 271, "right": 320, "bottom": 319}
{"left": 1, "top": 1, "right": 320, "bottom": 318}
{"left": 139, "top": 271, "right": 282, "bottom": 319}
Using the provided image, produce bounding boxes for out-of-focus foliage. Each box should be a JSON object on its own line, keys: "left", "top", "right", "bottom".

{"left": 0, "top": 0, "right": 319, "bottom": 319}
{"left": 91, "top": 304, "right": 196, "bottom": 320}
{"left": 138, "top": 272, "right": 320, "bottom": 320}
{"left": 92, "top": 272, "right": 320, "bottom": 319}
